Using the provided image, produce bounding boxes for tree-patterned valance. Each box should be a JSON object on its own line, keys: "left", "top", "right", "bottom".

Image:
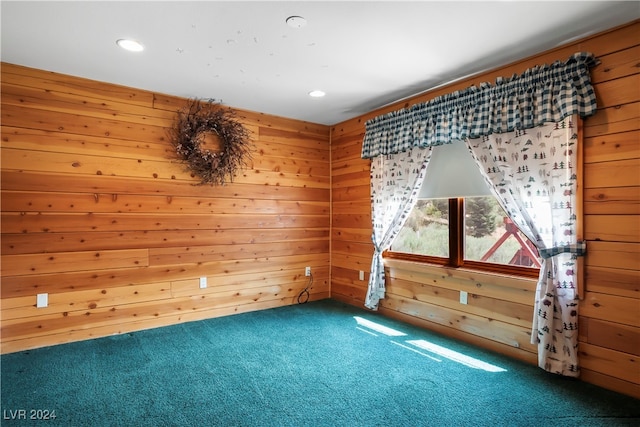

{"left": 361, "top": 52, "right": 599, "bottom": 159}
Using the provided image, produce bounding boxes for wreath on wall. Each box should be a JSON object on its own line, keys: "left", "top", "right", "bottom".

{"left": 171, "top": 99, "right": 252, "bottom": 186}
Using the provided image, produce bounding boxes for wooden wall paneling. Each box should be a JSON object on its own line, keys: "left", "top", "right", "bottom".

{"left": 331, "top": 185, "right": 370, "bottom": 202}
{"left": 330, "top": 123, "right": 371, "bottom": 304}
{"left": 1, "top": 252, "right": 328, "bottom": 300}
{"left": 380, "top": 294, "right": 536, "bottom": 353}
{"left": 1, "top": 62, "right": 331, "bottom": 354}
{"left": 332, "top": 240, "right": 373, "bottom": 259}
{"left": 330, "top": 286, "right": 366, "bottom": 305}
{"left": 331, "top": 171, "right": 371, "bottom": 190}
{"left": 581, "top": 317, "right": 640, "bottom": 356}
{"left": 0, "top": 146, "right": 186, "bottom": 180}
{"left": 331, "top": 255, "right": 371, "bottom": 274}
{"left": 1, "top": 63, "right": 156, "bottom": 107}
{"left": 2, "top": 127, "right": 173, "bottom": 160}
{"left": 170, "top": 266, "right": 330, "bottom": 298}
{"left": 587, "top": 241, "right": 639, "bottom": 270}
{"left": 1, "top": 149, "right": 330, "bottom": 188}
{"left": 584, "top": 130, "right": 639, "bottom": 164}
{"left": 583, "top": 103, "right": 639, "bottom": 137}
{"left": 1, "top": 171, "right": 331, "bottom": 201}
{"left": 585, "top": 265, "right": 639, "bottom": 298}
{"left": 581, "top": 292, "right": 640, "bottom": 326}
{"left": 2, "top": 282, "right": 173, "bottom": 321}
{"left": 147, "top": 240, "right": 330, "bottom": 267}
{"left": 0, "top": 83, "right": 174, "bottom": 127}
{"left": 385, "top": 260, "right": 537, "bottom": 305}
{"left": 1, "top": 286, "right": 313, "bottom": 343}
{"left": 1, "top": 249, "right": 149, "bottom": 277}
{"left": 332, "top": 157, "right": 370, "bottom": 176}
{"left": 590, "top": 45, "right": 640, "bottom": 83}
{"left": 329, "top": 20, "right": 640, "bottom": 398}
{"left": 1, "top": 191, "right": 330, "bottom": 216}
{"left": 332, "top": 214, "right": 371, "bottom": 230}
{"left": 579, "top": 342, "right": 639, "bottom": 387}
{"left": 593, "top": 74, "right": 640, "bottom": 108}
{"left": 584, "top": 215, "right": 639, "bottom": 242}
{"left": 584, "top": 158, "right": 640, "bottom": 188}
{"left": 568, "top": 22, "right": 639, "bottom": 396}
{"left": 584, "top": 187, "right": 640, "bottom": 215}
{"left": 0, "top": 298, "right": 296, "bottom": 356}
{"left": 1, "top": 104, "right": 168, "bottom": 144}
{"left": 385, "top": 276, "right": 532, "bottom": 329}
{"left": 579, "top": 368, "right": 640, "bottom": 401}
{"left": 1, "top": 212, "right": 329, "bottom": 234}
{"left": 2, "top": 228, "right": 330, "bottom": 256}
{"left": 331, "top": 266, "right": 369, "bottom": 286}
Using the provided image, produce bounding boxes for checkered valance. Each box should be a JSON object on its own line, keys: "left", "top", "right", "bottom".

{"left": 361, "top": 52, "right": 599, "bottom": 159}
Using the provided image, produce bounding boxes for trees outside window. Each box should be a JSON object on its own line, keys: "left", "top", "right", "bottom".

{"left": 390, "top": 196, "right": 539, "bottom": 278}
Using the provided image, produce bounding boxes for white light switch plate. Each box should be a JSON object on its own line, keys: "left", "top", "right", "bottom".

{"left": 359, "top": 270, "right": 365, "bottom": 281}
{"left": 37, "top": 293, "right": 48, "bottom": 308}
{"left": 460, "top": 291, "right": 468, "bottom": 305}
{"left": 199, "top": 277, "right": 207, "bottom": 289}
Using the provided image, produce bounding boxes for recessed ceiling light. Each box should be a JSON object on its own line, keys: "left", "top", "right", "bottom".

{"left": 286, "top": 16, "right": 307, "bottom": 28}
{"left": 309, "top": 90, "right": 326, "bottom": 98}
{"left": 116, "top": 39, "right": 144, "bottom": 52}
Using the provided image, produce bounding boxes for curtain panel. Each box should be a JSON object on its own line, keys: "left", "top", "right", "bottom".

{"left": 361, "top": 52, "right": 598, "bottom": 159}
{"left": 360, "top": 52, "right": 598, "bottom": 377}
{"left": 365, "top": 148, "right": 431, "bottom": 310}
{"left": 466, "top": 116, "right": 585, "bottom": 376}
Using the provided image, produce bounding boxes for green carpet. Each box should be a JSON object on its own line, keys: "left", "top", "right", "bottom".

{"left": 1, "top": 299, "right": 638, "bottom": 426}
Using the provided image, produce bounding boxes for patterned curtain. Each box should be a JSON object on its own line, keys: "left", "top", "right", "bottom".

{"left": 365, "top": 148, "right": 431, "bottom": 310}
{"left": 361, "top": 52, "right": 599, "bottom": 376}
{"left": 466, "top": 115, "right": 585, "bottom": 376}
{"left": 362, "top": 53, "right": 598, "bottom": 159}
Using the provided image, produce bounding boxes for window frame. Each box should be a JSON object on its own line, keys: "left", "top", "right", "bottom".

{"left": 385, "top": 197, "right": 540, "bottom": 279}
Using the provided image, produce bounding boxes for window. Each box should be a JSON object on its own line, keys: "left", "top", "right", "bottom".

{"left": 387, "top": 142, "right": 540, "bottom": 278}
{"left": 390, "top": 197, "right": 540, "bottom": 277}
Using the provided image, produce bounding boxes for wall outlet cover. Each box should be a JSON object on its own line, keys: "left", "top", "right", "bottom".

{"left": 460, "top": 291, "right": 468, "bottom": 305}
{"left": 37, "top": 293, "right": 48, "bottom": 308}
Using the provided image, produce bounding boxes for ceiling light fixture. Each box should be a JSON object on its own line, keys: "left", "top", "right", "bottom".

{"left": 116, "top": 39, "right": 144, "bottom": 52}
{"left": 309, "top": 90, "right": 326, "bottom": 98}
{"left": 286, "top": 16, "right": 307, "bottom": 28}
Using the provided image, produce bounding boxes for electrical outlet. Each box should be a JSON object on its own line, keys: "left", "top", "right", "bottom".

{"left": 199, "top": 277, "right": 207, "bottom": 289}
{"left": 359, "top": 270, "right": 365, "bottom": 281}
{"left": 36, "top": 293, "right": 48, "bottom": 308}
{"left": 305, "top": 266, "right": 311, "bottom": 277}
{"left": 460, "top": 291, "right": 468, "bottom": 305}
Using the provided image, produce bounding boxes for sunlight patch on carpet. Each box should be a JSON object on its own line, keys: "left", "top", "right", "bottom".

{"left": 391, "top": 341, "right": 442, "bottom": 362}
{"left": 353, "top": 316, "right": 407, "bottom": 336}
{"left": 355, "top": 326, "right": 379, "bottom": 336}
{"left": 407, "top": 340, "right": 507, "bottom": 372}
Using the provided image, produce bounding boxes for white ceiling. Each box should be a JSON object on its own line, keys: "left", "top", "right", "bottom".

{"left": 2, "top": 1, "right": 639, "bottom": 125}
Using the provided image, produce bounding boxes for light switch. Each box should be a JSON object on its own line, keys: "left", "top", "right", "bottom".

{"left": 359, "top": 270, "right": 365, "bottom": 281}
{"left": 37, "top": 293, "right": 48, "bottom": 308}
{"left": 199, "top": 277, "right": 207, "bottom": 289}
{"left": 460, "top": 291, "right": 468, "bottom": 305}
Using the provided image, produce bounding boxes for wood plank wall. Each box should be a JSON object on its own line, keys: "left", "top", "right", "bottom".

{"left": 1, "top": 63, "right": 331, "bottom": 353}
{"left": 330, "top": 21, "right": 640, "bottom": 398}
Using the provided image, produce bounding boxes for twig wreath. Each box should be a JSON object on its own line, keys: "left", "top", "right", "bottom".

{"left": 171, "top": 99, "right": 252, "bottom": 185}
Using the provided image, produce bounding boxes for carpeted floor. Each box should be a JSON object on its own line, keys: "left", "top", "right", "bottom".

{"left": 1, "top": 299, "right": 638, "bottom": 426}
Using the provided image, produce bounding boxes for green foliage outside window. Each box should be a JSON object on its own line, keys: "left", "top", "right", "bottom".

{"left": 393, "top": 197, "right": 529, "bottom": 266}
{"left": 465, "top": 197, "right": 499, "bottom": 238}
